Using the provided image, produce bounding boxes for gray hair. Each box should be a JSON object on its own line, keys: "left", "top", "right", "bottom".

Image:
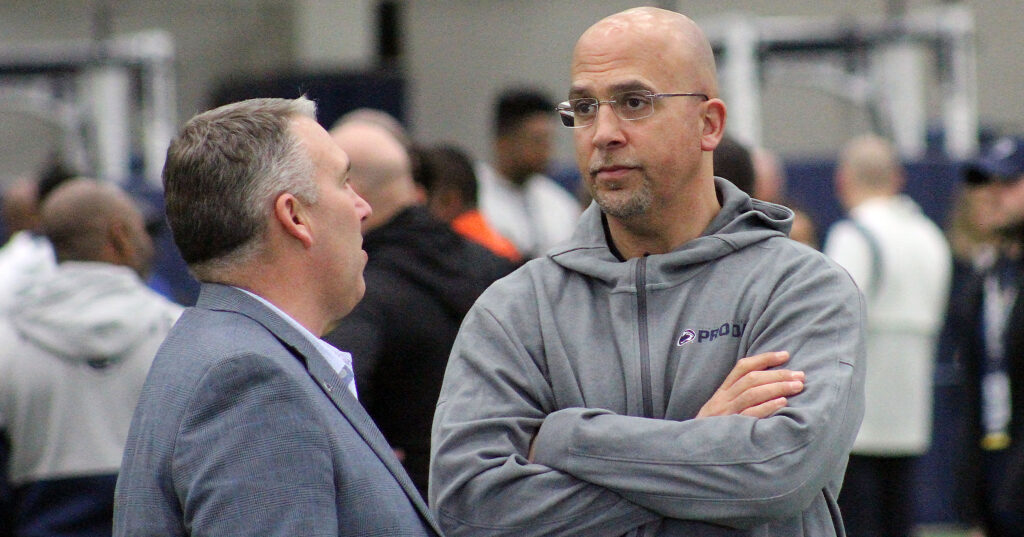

{"left": 162, "top": 96, "right": 318, "bottom": 281}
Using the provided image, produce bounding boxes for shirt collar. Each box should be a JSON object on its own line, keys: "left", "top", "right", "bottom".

{"left": 233, "top": 287, "right": 356, "bottom": 397}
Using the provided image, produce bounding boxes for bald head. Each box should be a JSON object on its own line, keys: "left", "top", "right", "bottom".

{"left": 836, "top": 135, "right": 904, "bottom": 209}
{"left": 839, "top": 135, "right": 902, "bottom": 189}
{"left": 574, "top": 7, "right": 718, "bottom": 97}
{"left": 332, "top": 108, "right": 411, "bottom": 150}
{"left": 40, "top": 178, "right": 154, "bottom": 277}
{"left": 330, "top": 118, "right": 418, "bottom": 232}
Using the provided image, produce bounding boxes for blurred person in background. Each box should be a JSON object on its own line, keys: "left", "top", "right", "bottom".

{"left": 0, "top": 161, "right": 76, "bottom": 314}
{"left": 752, "top": 147, "right": 785, "bottom": 204}
{"left": 324, "top": 116, "right": 513, "bottom": 498}
{"left": 476, "top": 87, "right": 581, "bottom": 259}
{"left": 948, "top": 135, "right": 1024, "bottom": 537}
{"left": 0, "top": 178, "right": 182, "bottom": 537}
{"left": 753, "top": 146, "right": 819, "bottom": 249}
{"left": 711, "top": 134, "right": 756, "bottom": 195}
{"left": 823, "top": 134, "right": 952, "bottom": 537}
{"left": 413, "top": 143, "right": 521, "bottom": 264}
{"left": 0, "top": 179, "right": 40, "bottom": 240}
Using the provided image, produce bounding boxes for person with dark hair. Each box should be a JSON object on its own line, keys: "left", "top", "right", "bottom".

{"left": 113, "top": 97, "right": 442, "bottom": 537}
{"left": 415, "top": 144, "right": 521, "bottom": 263}
{"left": 712, "top": 134, "right": 756, "bottom": 195}
{"left": 948, "top": 135, "right": 1024, "bottom": 537}
{"left": 476, "top": 87, "right": 581, "bottom": 259}
{"left": 430, "top": 7, "right": 864, "bottom": 537}
{"left": 1, "top": 178, "right": 182, "bottom": 537}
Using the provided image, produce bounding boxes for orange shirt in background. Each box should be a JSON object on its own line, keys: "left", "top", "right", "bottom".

{"left": 451, "top": 210, "right": 522, "bottom": 264}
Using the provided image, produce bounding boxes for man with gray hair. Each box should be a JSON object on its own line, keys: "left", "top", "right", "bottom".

{"left": 113, "top": 97, "right": 441, "bottom": 537}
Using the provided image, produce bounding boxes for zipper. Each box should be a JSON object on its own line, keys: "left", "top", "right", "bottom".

{"left": 636, "top": 256, "right": 654, "bottom": 418}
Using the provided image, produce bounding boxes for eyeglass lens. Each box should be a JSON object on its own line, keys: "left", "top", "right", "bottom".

{"left": 567, "top": 92, "right": 654, "bottom": 127}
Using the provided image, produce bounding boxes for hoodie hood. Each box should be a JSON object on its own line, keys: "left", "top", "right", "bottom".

{"left": 363, "top": 206, "right": 514, "bottom": 318}
{"left": 551, "top": 177, "right": 793, "bottom": 285}
{"left": 11, "top": 262, "right": 183, "bottom": 365}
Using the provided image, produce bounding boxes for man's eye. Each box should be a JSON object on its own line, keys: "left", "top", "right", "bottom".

{"left": 573, "top": 100, "right": 598, "bottom": 116}
{"left": 620, "top": 93, "right": 649, "bottom": 110}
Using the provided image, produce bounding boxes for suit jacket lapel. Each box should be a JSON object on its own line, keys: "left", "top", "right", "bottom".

{"left": 303, "top": 351, "right": 439, "bottom": 526}
{"left": 195, "top": 284, "right": 441, "bottom": 535}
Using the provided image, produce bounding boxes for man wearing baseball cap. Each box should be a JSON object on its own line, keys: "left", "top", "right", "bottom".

{"left": 951, "top": 135, "right": 1024, "bottom": 537}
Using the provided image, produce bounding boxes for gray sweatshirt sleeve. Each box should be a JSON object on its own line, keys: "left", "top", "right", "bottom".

{"left": 430, "top": 304, "right": 658, "bottom": 537}
{"left": 529, "top": 260, "right": 865, "bottom": 529}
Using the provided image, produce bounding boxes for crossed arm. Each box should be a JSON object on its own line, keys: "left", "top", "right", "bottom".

{"left": 431, "top": 264, "right": 863, "bottom": 536}
{"left": 528, "top": 351, "right": 804, "bottom": 461}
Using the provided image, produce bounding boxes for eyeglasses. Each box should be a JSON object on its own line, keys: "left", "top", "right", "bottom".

{"left": 556, "top": 91, "right": 709, "bottom": 128}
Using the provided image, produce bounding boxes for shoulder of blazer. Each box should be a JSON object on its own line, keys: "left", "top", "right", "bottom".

{"left": 194, "top": 283, "right": 322, "bottom": 366}
{"left": 191, "top": 283, "right": 442, "bottom": 534}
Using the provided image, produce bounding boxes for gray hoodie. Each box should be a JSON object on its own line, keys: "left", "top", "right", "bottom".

{"left": 0, "top": 261, "right": 183, "bottom": 485}
{"left": 430, "top": 179, "right": 866, "bottom": 537}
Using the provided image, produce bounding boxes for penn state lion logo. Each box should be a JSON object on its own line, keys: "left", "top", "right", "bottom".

{"left": 676, "top": 329, "right": 696, "bottom": 346}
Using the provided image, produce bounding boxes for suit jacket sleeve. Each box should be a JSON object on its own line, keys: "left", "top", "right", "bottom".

{"left": 173, "top": 351, "right": 340, "bottom": 537}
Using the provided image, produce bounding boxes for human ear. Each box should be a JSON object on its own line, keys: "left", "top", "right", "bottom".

{"left": 700, "top": 98, "right": 727, "bottom": 152}
{"left": 274, "top": 192, "right": 314, "bottom": 248}
{"left": 108, "top": 220, "right": 133, "bottom": 261}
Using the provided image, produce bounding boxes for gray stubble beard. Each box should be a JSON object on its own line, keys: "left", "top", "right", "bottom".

{"left": 591, "top": 178, "right": 654, "bottom": 219}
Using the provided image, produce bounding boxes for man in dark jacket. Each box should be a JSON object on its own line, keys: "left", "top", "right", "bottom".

{"left": 950, "top": 135, "right": 1024, "bottom": 537}
{"left": 324, "top": 114, "right": 513, "bottom": 496}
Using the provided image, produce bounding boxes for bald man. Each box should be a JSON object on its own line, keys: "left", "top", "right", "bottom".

{"left": 824, "top": 135, "right": 951, "bottom": 537}
{"left": 323, "top": 115, "right": 513, "bottom": 497}
{"left": 430, "top": 8, "right": 865, "bottom": 537}
{"left": 0, "top": 178, "right": 182, "bottom": 537}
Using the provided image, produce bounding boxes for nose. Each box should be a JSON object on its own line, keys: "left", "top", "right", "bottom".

{"left": 356, "top": 193, "right": 372, "bottom": 221}
{"left": 588, "top": 103, "right": 626, "bottom": 150}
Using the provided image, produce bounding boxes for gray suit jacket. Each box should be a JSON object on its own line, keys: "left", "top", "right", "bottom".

{"left": 114, "top": 284, "right": 442, "bottom": 536}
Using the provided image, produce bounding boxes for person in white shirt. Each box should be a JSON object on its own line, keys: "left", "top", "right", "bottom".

{"left": 0, "top": 178, "right": 183, "bottom": 537}
{"left": 824, "top": 134, "right": 952, "bottom": 537}
{"left": 476, "top": 88, "right": 581, "bottom": 259}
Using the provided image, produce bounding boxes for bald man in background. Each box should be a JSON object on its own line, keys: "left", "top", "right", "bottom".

{"left": 323, "top": 114, "right": 513, "bottom": 497}
{"left": 824, "top": 135, "right": 952, "bottom": 537}
{"left": 0, "top": 179, "right": 182, "bottom": 537}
